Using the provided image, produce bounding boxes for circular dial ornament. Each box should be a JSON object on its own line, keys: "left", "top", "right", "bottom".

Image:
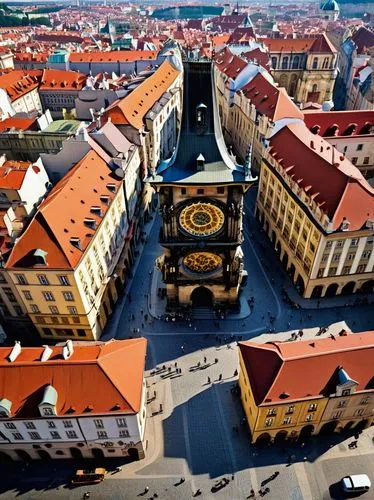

{"left": 183, "top": 252, "right": 223, "bottom": 275}
{"left": 179, "top": 202, "right": 225, "bottom": 238}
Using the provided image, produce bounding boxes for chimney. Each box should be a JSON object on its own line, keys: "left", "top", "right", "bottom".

{"left": 40, "top": 345, "right": 53, "bottom": 362}
{"left": 62, "top": 340, "right": 74, "bottom": 360}
{"left": 8, "top": 341, "right": 21, "bottom": 362}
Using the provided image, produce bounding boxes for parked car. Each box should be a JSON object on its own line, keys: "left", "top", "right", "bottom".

{"left": 341, "top": 474, "right": 371, "bottom": 494}
{"left": 70, "top": 468, "right": 107, "bottom": 486}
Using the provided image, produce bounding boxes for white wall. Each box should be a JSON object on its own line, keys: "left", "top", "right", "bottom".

{"left": 18, "top": 158, "right": 50, "bottom": 215}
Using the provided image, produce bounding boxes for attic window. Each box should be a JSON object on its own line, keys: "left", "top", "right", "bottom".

{"left": 90, "top": 206, "right": 102, "bottom": 216}
{"left": 106, "top": 183, "right": 116, "bottom": 192}
{"left": 70, "top": 237, "right": 81, "bottom": 250}
{"left": 84, "top": 218, "right": 96, "bottom": 229}
{"left": 100, "top": 195, "right": 110, "bottom": 205}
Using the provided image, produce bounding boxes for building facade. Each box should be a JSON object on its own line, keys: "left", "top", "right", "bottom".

{"left": 0, "top": 339, "right": 147, "bottom": 461}
{"left": 304, "top": 110, "right": 374, "bottom": 181}
{"left": 239, "top": 332, "right": 374, "bottom": 445}
{"left": 4, "top": 150, "right": 133, "bottom": 341}
{"left": 256, "top": 122, "right": 374, "bottom": 298}
{"left": 263, "top": 35, "right": 338, "bottom": 106}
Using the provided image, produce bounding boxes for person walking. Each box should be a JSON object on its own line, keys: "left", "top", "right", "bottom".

{"left": 218, "top": 373, "right": 222, "bottom": 381}
{"left": 233, "top": 369, "right": 238, "bottom": 377}
{"left": 207, "top": 376, "right": 211, "bottom": 384}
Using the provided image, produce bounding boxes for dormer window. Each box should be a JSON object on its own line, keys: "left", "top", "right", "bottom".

{"left": 106, "top": 183, "right": 116, "bottom": 193}
{"left": 38, "top": 385, "right": 57, "bottom": 417}
{"left": 0, "top": 398, "right": 12, "bottom": 418}
{"left": 84, "top": 218, "right": 96, "bottom": 229}
{"left": 90, "top": 206, "right": 102, "bottom": 217}
{"left": 100, "top": 195, "right": 110, "bottom": 205}
{"left": 70, "top": 237, "right": 81, "bottom": 250}
{"left": 335, "top": 367, "right": 358, "bottom": 397}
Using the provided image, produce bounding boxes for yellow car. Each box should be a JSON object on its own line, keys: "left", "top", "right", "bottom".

{"left": 70, "top": 468, "right": 107, "bottom": 486}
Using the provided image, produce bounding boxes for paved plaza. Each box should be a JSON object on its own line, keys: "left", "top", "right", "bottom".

{"left": 1, "top": 188, "right": 373, "bottom": 500}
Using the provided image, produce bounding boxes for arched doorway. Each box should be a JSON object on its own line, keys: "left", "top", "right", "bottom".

{"left": 255, "top": 433, "right": 271, "bottom": 447}
{"left": 70, "top": 447, "right": 83, "bottom": 459}
{"left": 37, "top": 450, "right": 51, "bottom": 460}
{"left": 311, "top": 285, "right": 323, "bottom": 298}
{"left": 343, "top": 421, "right": 354, "bottom": 432}
{"left": 298, "top": 425, "right": 314, "bottom": 442}
{"left": 92, "top": 448, "right": 105, "bottom": 459}
{"left": 274, "top": 430, "right": 288, "bottom": 445}
{"left": 295, "top": 275, "right": 305, "bottom": 295}
{"left": 325, "top": 283, "right": 338, "bottom": 297}
{"left": 0, "top": 451, "right": 12, "bottom": 463}
{"left": 282, "top": 253, "right": 289, "bottom": 270}
{"left": 360, "top": 280, "right": 374, "bottom": 294}
{"left": 319, "top": 421, "right": 339, "bottom": 436}
{"left": 354, "top": 419, "right": 369, "bottom": 432}
{"left": 15, "top": 450, "right": 32, "bottom": 461}
{"left": 191, "top": 287, "right": 214, "bottom": 308}
{"left": 128, "top": 447, "right": 139, "bottom": 461}
{"left": 341, "top": 282, "right": 355, "bottom": 295}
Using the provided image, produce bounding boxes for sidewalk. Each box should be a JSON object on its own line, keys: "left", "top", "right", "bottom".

{"left": 246, "top": 200, "right": 374, "bottom": 311}
{"left": 101, "top": 211, "right": 158, "bottom": 340}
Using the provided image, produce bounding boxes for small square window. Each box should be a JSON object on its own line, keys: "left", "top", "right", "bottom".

{"left": 217, "top": 187, "right": 225, "bottom": 194}
{"left": 181, "top": 188, "right": 186, "bottom": 195}
{"left": 197, "top": 189, "right": 204, "bottom": 195}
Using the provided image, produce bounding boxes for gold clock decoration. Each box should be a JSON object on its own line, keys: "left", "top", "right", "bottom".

{"left": 183, "top": 252, "right": 222, "bottom": 274}
{"left": 179, "top": 202, "right": 225, "bottom": 237}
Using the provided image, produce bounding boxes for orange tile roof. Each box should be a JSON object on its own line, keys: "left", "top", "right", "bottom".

{"left": 261, "top": 34, "right": 336, "bottom": 54}
{"left": 0, "top": 70, "right": 42, "bottom": 101}
{"left": 239, "top": 332, "right": 374, "bottom": 405}
{"left": 40, "top": 69, "right": 86, "bottom": 91}
{"left": 0, "top": 338, "right": 147, "bottom": 417}
{"left": 6, "top": 150, "right": 122, "bottom": 270}
{"left": 0, "top": 116, "right": 38, "bottom": 132}
{"left": 106, "top": 59, "right": 180, "bottom": 130}
{"left": 14, "top": 52, "right": 49, "bottom": 63}
{"left": 69, "top": 50, "right": 158, "bottom": 63}
{"left": 269, "top": 122, "right": 374, "bottom": 230}
{"left": 242, "top": 72, "right": 303, "bottom": 122}
{"left": 0, "top": 160, "right": 31, "bottom": 190}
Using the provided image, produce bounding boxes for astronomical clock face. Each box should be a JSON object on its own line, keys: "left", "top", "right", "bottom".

{"left": 179, "top": 202, "right": 225, "bottom": 238}
{"left": 183, "top": 252, "right": 223, "bottom": 275}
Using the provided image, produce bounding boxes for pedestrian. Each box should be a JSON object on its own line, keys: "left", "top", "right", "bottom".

{"left": 174, "top": 361, "right": 178, "bottom": 368}
{"left": 207, "top": 376, "right": 211, "bottom": 384}
{"left": 233, "top": 369, "right": 238, "bottom": 377}
{"left": 215, "top": 358, "right": 218, "bottom": 364}
{"left": 168, "top": 366, "right": 171, "bottom": 373}
{"left": 218, "top": 373, "right": 222, "bottom": 381}
{"left": 203, "top": 356, "right": 207, "bottom": 363}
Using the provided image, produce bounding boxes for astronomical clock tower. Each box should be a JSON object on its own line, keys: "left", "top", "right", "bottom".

{"left": 149, "top": 61, "right": 255, "bottom": 311}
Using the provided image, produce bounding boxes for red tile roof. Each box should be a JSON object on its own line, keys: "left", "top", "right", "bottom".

{"left": 352, "top": 26, "right": 374, "bottom": 54}
{"left": 214, "top": 47, "right": 247, "bottom": 80}
{"left": 6, "top": 150, "right": 122, "bottom": 270}
{"left": 269, "top": 122, "right": 374, "bottom": 230}
{"left": 242, "top": 72, "right": 303, "bottom": 122}
{"left": 303, "top": 110, "right": 374, "bottom": 137}
{"left": 0, "top": 338, "right": 147, "bottom": 417}
{"left": 261, "top": 34, "right": 336, "bottom": 54}
{"left": 0, "top": 116, "right": 38, "bottom": 132}
{"left": 227, "top": 27, "right": 256, "bottom": 44}
{"left": 241, "top": 47, "right": 271, "bottom": 70}
{"left": 106, "top": 59, "right": 180, "bottom": 129}
{"left": 239, "top": 332, "right": 374, "bottom": 405}
{"left": 0, "top": 160, "right": 31, "bottom": 190}
{"left": 40, "top": 69, "right": 86, "bottom": 91}
{"left": 69, "top": 50, "right": 158, "bottom": 63}
{"left": 0, "top": 70, "right": 42, "bottom": 101}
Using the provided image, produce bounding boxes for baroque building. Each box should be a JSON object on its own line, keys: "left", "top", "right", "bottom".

{"left": 150, "top": 61, "right": 255, "bottom": 311}
{"left": 239, "top": 331, "right": 374, "bottom": 445}
{"left": 0, "top": 338, "right": 147, "bottom": 461}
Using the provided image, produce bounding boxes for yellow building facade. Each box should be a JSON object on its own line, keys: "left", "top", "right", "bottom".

{"left": 5, "top": 150, "right": 135, "bottom": 341}
{"left": 256, "top": 124, "right": 374, "bottom": 299}
{"left": 239, "top": 334, "right": 374, "bottom": 445}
